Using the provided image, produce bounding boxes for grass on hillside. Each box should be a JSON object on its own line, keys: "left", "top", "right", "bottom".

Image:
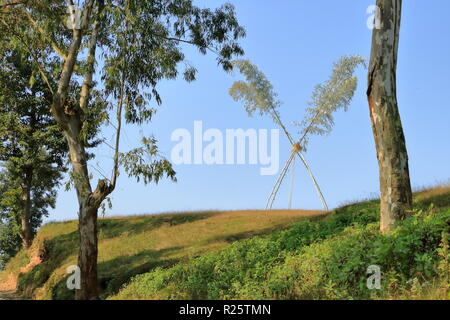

{"left": 0, "top": 209, "right": 324, "bottom": 299}
{"left": 1, "top": 185, "right": 449, "bottom": 300}
{"left": 112, "top": 186, "right": 450, "bottom": 300}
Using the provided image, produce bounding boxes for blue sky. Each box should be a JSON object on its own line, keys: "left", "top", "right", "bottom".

{"left": 46, "top": 0, "right": 450, "bottom": 222}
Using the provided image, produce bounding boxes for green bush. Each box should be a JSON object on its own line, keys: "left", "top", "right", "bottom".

{"left": 114, "top": 200, "right": 380, "bottom": 299}
{"left": 114, "top": 202, "right": 450, "bottom": 300}
{"left": 258, "top": 209, "right": 450, "bottom": 299}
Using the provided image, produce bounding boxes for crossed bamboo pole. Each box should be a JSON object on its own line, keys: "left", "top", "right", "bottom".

{"left": 265, "top": 111, "right": 329, "bottom": 211}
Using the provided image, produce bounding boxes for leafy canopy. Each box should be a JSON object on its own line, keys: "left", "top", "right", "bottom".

{"left": 0, "top": 44, "right": 67, "bottom": 256}
{"left": 1, "top": 0, "right": 246, "bottom": 189}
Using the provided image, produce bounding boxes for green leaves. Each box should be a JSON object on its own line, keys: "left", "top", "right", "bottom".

{"left": 101, "top": 0, "right": 245, "bottom": 126}
{"left": 183, "top": 65, "right": 198, "bottom": 82}
{"left": 230, "top": 56, "right": 365, "bottom": 152}
{"left": 229, "top": 60, "right": 282, "bottom": 121}
{"left": 0, "top": 28, "right": 67, "bottom": 254}
{"left": 119, "top": 137, "right": 176, "bottom": 185}
{"left": 297, "top": 55, "right": 366, "bottom": 147}
{"left": 29, "top": 73, "right": 36, "bottom": 88}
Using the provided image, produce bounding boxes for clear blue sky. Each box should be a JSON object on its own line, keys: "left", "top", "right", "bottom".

{"left": 46, "top": 0, "right": 450, "bottom": 222}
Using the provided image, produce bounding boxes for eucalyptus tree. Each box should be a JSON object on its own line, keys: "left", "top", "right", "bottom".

{"left": 367, "top": 0, "right": 412, "bottom": 232}
{"left": 1, "top": 0, "right": 245, "bottom": 299}
{"left": 230, "top": 56, "right": 365, "bottom": 210}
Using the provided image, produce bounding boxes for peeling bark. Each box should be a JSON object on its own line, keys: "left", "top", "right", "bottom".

{"left": 367, "top": 0, "right": 413, "bottom": 233}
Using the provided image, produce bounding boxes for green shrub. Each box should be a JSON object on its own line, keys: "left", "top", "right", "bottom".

{"left": 263, "top": 209, "right": 450, "bottom": 300}
{"left": 114, "top": 203, "right": 450, "bottom": 300}
{"left": 113, "top": 200, "right": 380, "bottom": 299}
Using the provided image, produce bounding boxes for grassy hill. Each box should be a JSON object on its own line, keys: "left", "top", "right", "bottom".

{"left": 1, "top": 185, "right": 449, "bottom": 300}
{"left": 0, "top": 209, "right": 324, "bottom": 299}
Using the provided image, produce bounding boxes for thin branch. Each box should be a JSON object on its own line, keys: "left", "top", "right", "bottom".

{"left": 268, "top": 107, "right": 296, "bottom": 145}
{"left": 110, "top": 0, "right": 128, "bottom": 190}
{"left": 0, "top": 1, "right": 27, "bottom": 8}
{"left": 0, "top": 19, "right": 54, "bottom": 94}
{"left": 79, "top": 0, "right": 103, "bottom": 116}
{"left": 157, "top": 35, "right": 220, "bottom": 55}
{"left": 88, "top": 164, "right": 110, "bottom": 182}
{"left": 297, "top": 109, "right": 323, "bottom": 146}
{"left": 101, "top": 139, "right": 117, "bottom": 151}
{"left": 24, "top": 10, "right": 67, "bottom": 60}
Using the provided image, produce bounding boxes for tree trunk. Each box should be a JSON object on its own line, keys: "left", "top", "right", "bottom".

{"left": 75, "top": 179, "right": 111, "bottom": 300}
{"left": 367, "top": 0, "right": 413, "bottom": 233}
{"left": 76, "top": 202, "right": 99, "bottom": 300}
{"left": 64, "top": 120, "right": 98, "bottom": 300}
{"left": 49, "top": 0, "right": 103, "bottom": 299}
{"left": 64, "top": 120, "right": 111, "bottom": 300}
{"left": 20, "top": 168, "right": 33, "bottom": 249}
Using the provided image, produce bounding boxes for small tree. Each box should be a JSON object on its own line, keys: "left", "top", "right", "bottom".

{"left": 0, "top": 46, "right": 67, "bottom": 249}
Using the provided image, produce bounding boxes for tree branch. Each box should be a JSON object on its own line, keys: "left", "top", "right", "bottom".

{"left": 157, "top": 35, "right": 220, "bottom": 55}
{"left": 52, "top": 0, "right": 95, "bottom": 126}
{"left": 24, "top": 10, "right": 67, "bottom": 61}
{"left": 0, "top": 19, "right": 54, "bottom": 95}
{"left": 79, "top": 0, "right": 103, "bottom": 116}
{"left": 110, "top": 80, "right": 124, "bottom": 190}
{"left": 110, "top": 0, "right": 129, "bottom": 190}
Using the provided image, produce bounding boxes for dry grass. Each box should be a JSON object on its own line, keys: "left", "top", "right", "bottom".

{"left": 415, "top": 184, "right": 450, "bottom": 201}
{"left": 0, "top": 273, "right": 17, "bottom": 292}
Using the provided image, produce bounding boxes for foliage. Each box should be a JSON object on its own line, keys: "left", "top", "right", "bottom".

{"left": 1, "top": 0, "right": 246, "bottom": 298}
{"left": 0, "top": 38, "right": 67, "bottom": 251}
{"left": 437, "top": 231, "right": 450, "bottom": 298}
{"left": 113, "top": 196, "right": 450, "bottom": 300}
{"left": 0, "top": 218, "right": 21, "bottom": 270}
{"left": 1, "top": 209, "right": 312, "bottom": 299}
{"left": 1, "top": 0, "right": 246, "bottom": 205}
{"left": 119, "top": 137, "right": 176, "bottom": 185}
{"left": 229, "top": 59, "right": 282, "bottom": 122}
{"left": 100, "top": 0, "right": 246, "bottom": 125}
{"left": 2, "top": 187, "right": 449, "bottom": 299}
{"left": 270, "top": 208, "right": 450, "bottom": 299}
{"left": 296, "top": 55, "right": 366, "bottom": 148}
{"left": 229, "top": 56, "right": 365, "bottom": 150}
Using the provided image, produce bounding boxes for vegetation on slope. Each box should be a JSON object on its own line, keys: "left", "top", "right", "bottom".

{"left": 1, "top": 186, "right": 449, "bottom": 300}
{"left": 0, "top": 209, "right": 323, "bottom": 299}
{"left": 112, "top": 187, "right": 450, "bottom": 300}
